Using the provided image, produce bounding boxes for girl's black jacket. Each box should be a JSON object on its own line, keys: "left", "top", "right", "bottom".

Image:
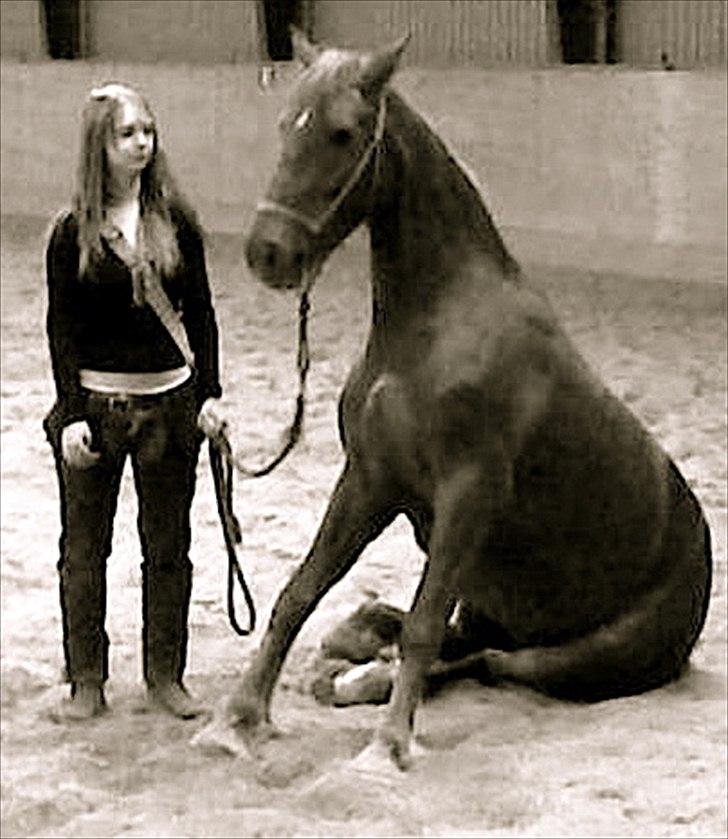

{"left": 44, "top": 207, "right": 222, "bottom": 442}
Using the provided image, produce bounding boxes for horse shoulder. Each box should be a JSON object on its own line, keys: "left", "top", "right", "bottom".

{"left": 360, "top": 373, "right": 416, "bottom": 438}
{"left": 428, "top": 288, "right": 565, "bottom": 464}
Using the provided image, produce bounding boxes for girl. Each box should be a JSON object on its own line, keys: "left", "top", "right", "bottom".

{"left": 45, "top": 82, "right": 225, "bottom": 721}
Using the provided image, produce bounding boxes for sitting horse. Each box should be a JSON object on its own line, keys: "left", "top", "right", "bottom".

{"left": 225, "top": 31, "right": 712, "bottom": 769}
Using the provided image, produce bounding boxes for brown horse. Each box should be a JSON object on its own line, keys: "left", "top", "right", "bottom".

{"left": 223, "top": 32, "right": 712, "bottom": 769}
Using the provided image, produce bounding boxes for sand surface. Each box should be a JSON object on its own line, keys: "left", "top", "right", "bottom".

{"left": 1, "top": 216, "right": 726, "bottom": 838}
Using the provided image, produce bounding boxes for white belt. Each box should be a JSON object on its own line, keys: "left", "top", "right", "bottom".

{"left": 80, "top": 366, "right": 192, "bottom": 396}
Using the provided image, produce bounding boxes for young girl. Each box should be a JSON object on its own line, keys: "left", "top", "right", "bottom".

{"left": 45, "top": 82, "right": 226, "bottom": 721}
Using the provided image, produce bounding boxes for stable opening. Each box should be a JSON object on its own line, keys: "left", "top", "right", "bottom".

{"left": 557, "top": 0, "right": 619, "bottom": 64}
{"left": 41, "top": 0, "right": 82, "bottom": 59}
{"left": 260, "top": 0, "right": 305, "bottom": 62}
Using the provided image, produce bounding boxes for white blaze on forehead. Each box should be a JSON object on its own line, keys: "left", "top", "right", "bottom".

{"left": 316, "top": 48, "right": 352, "bottom": 72}
{"left": 301, "top": 47, "right": 359, "bottom": 84}
{"left": 294, "top": 108, "right": 313, "bottom": 131}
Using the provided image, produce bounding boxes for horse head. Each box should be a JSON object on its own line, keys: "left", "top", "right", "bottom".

{"left": 245, "top": 29, "right": 409, "bottom": 290}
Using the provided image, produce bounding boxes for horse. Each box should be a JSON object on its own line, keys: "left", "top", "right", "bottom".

{"left": 221, "top": 31, "right": 712, "bottom": 770}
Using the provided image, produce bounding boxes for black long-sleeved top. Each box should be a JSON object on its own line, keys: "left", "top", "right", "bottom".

{"left": 45, "top": 207, "right": 222, "bottom": 431}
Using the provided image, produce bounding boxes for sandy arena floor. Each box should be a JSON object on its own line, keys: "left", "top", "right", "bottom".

{"left": 1, "top": 215, "right": 726, "bottom": 838}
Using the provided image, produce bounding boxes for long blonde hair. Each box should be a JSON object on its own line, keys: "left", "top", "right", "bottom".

{"left": 73, "top": 82, "right": 195, "bottom": 278}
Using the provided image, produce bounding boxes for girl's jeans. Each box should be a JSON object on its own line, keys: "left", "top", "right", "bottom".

{"left": 49, "top": 381, "right": 203, "bottom": 690}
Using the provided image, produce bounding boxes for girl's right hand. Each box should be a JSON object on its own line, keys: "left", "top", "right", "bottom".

{"left": 61, "top": 421, "right": 101, "bottom": 469}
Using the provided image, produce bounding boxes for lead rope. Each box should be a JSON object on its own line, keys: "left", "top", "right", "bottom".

{"left": 208, "top": 434, "right": 256, "bottom": 635}
{"left": 207, "top": 268, "right": 316, "bottom": 635}
{"left": 221, "top": 286, "right": 311, "bottom": 480}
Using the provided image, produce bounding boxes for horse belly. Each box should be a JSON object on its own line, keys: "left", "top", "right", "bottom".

{"left": 461, "top": 532, "right": 650, "bottom": 646}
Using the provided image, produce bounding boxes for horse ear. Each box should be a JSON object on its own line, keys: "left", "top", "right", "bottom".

{"left": 290, "top": 26, "right": 321, "bottom": 66}
{"left": 357, "top": 33, "right": 410, "bottom": 99}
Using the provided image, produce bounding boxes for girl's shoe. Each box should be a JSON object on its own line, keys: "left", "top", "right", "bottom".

{"left": 147, "top": 682, "right": 206, "bottom": 719}
{"left": 53, "top": 683, "right": 106, "bottom": 722}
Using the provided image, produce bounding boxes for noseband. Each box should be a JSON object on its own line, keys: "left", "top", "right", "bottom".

{"left": 256, "top": 95, "right": 387, "bottom": 238}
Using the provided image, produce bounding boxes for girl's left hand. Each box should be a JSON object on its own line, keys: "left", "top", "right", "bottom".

{"left": 198, "top": 397, "right": 227, "bottom": 439}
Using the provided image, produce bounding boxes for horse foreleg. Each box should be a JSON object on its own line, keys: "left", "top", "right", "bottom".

{"left": 378, "top": 462, "right": 509, "bottom": 769}
{"left": 226, "top": 461, "right": 396, "bottom": 733}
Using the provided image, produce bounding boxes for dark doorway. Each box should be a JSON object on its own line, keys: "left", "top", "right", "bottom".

{"left": 41, "top": 0, "right": 82, "bottom": 59}
{"left": 557, "top": 0, "right": 618, "bottom": 64}
{"left": 605, "top": 0, "right": 619, "bottom": 64}
{"left": 261, "top": 0, "right": 304, "bottom": 61}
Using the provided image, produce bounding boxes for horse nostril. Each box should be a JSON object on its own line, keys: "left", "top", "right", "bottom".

{"left": 262, "top": 242, "right": 277, "bottom": 269}
{"left": 246, "top": 234, "right": 306, "bottom": 287}
{"left": 246, "top": 237, "right": 280, "bottom": 274}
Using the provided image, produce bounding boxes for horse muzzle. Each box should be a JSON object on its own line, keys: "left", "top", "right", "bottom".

{"left": 245, "top": 214, "right": 310, "bottom": 290}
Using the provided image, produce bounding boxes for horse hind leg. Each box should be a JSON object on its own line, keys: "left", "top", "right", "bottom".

{"left": 472, "top": 521, "right": 712, "bottom": 702}
{"left": 423, "top": 602, "right": 516, "bottom": 694}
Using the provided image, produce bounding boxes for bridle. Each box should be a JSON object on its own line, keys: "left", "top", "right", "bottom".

{"left": 255, "top": 94, "right": 388, "bottom": 240}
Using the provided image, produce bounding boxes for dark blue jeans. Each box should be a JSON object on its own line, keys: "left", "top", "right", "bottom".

{"left": 49, "top": 381, "right": 203, "bottom": 690}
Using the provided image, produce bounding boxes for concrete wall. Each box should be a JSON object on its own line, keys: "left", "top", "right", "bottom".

{"left": 1, "top": 61, "right": 725, "bottom": 282}
{"left": 2, "top": 1, "right": 726, "bottom": 69}
{"left": 0, "top": 0, "right": 557, "bottom": 67}
{"left": 0, "top": 0, "right": 262, "bottom": 63}
{"left": 312, "top": 0, "right": 559, "bottom": 67}
{"left": 86, "top": 0, "right": 260, "bottom": 63}
{"left": 620, "top": 0, "right": 727, "bottom": 68}
{"left": 0, "top": 1, "right": 46, "bottom": 61}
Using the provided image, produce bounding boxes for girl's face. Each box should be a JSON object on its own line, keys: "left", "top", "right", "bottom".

{"left": 105, "top": 96, "right": 155, "bottom": 182}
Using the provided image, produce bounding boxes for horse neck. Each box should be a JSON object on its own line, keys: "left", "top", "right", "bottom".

{"left": 367, "top": 91, "right": 519, "bottom": 332}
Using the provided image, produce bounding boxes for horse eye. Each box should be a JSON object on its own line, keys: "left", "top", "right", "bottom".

{"left": 330, "top": 128, "right": 353, "bottom": 147}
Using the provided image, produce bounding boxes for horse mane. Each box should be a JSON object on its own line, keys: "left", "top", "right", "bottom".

{"left": 380, "top": 89, "right": 520, "bottom": 277}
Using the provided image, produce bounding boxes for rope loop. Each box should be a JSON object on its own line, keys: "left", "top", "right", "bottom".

{"left": 208, "top": 287, "right": 311, "bottom": 635}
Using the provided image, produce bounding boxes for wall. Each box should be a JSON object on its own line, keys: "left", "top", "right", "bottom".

{"left": 0, "top": 0, "right": 261, "bottom": 63}
{"left": 3, "top": 1, "right": 726, "bottom": 70}
{"left": 86, "top": 0, "right": 260, "bottom": 63}
{"left": 1, "top": 61, "right": 725, "bottom": 282}
{"left": 312, "top": 0, "right": 559, "bottom": 67}
{"left": 0, "top": 0, "right": 556, "bottom": 67}
{"left": 0, "top": 1, "right": 46, "bottom": 61}
{"left": 620, "top": 0, "right": 727, "bottom": 68}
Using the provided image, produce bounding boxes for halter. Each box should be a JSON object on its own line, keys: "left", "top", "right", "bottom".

{"left": 256, "top": 95, "right": 388, "bottom": 238}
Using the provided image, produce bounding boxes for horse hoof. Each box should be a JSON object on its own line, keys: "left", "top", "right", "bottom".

{"left": 349, "top": 735, "right": 426, "bottom": 775}
{"left": 190, "top": 715, "right": 251, "bottom": 758}
{"left": 349, "top": 739, "right": 403, "bottom": 776}
{"left": 332, "top": 660, "right": 396, "bottom": 706}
